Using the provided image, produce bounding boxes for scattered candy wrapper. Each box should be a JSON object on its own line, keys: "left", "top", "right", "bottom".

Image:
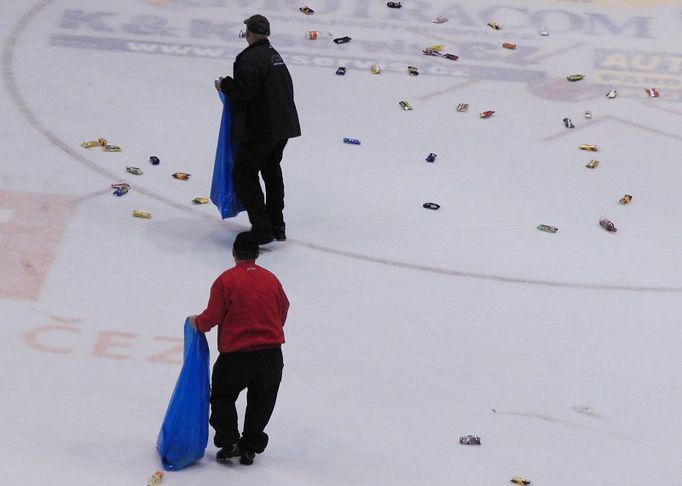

{"left": 103, "top": 145, "right": 121, "bottom": 152}
{"left": 480, "top": 110, "right": 495, "bottom": 118}
{"left": 425, "top": 44, "right": 444, "bottom": 52}
{"left": 408, "top": 66, "right": 419, "bottom": 76}
{"left": 537, "top": 224, "right": 558, "bottom": 233}
{"left": 422, "top": 48, "right": 458, "bottom": 60}
{"left": 586, "top": 159, "right": 599, "bottom": 169}
{"left": 371, "top": 64, "right": 381, "bottom": 74}
{"left": 126, "top": 166, "right": 143, "bottom": 175}
{"left": 133, "top": 210, "right": 152, "bottom": 219}
{"left": 299, "top": 6, "right": 314, "bottom": 14}
{"left": 343, "top": 137, "right": 361, "bottom": 145}
{"left": 147, "top": 470, "right": 164, "bottom": 485}
{"left": 149, "top": 156, "right": 160, "bottom": 165}
{"left": 606, "top": 89, "right": 617, "bottom": 99}
{"left": 111, "top": 183, "right": 130, "bottom": 190}
{"left": 432, "top": 15, "right": 448, "bottom": 23}
{"left": 306, "top": 31, "right": 321, "bottom": 40}
{"left": 423, "top": 202, "right": 440, "bottom": 210}
{"left": 193, "top": 197, "right": 209, "bottom": 204}
{"left": 646, "top": 88, "right": 660, "bottom": 97}
{"left": 81, "top": 138, "right": 110, "bottom": 149}
{"left": 387, "top": 1, "right": 402, "bottom": 8}
{"left": 333, "top": 36, "right": 351, "bottom": 44}
{"left": 510, "top": 477, "right": 531, "bottom": 485}
{"left": 502, "top": 42, "right": 516, "bottom": 50}
{"left": 399, "top": 100, "right": 413, "bottom": 111}
{"left": 580, "top": 144, "right": 599, "bottom": 152}
{"left": 113, "top": 186, "right": 129, "bottom": 197}
{"left": 599, "top": 217, "right": 617, "bottom": 232}
{"left": 172, "top": 172, "right": 191, "bottom": 180}
{"left": 456, "top": 103, "right": 469, "bottom": 112}
{"left": 425, "top": 153, "right": 437, "bottom": 163}
{"left": 567, "top": 74, "right": 584, "bottom": 82}
{"left": 619, "top": 194, "right": 632, "bottom": 204}
{"left": 584, "top": 110, "right": 592, "bottom": 119}
{"left": 487, "top": 21, "right": 501, "bottom": 30}
{"left": 459, "top": 435, "right": 481, "bottom": 445}
{"left": 422, "top": 48, "right": 441, "bottom": 56}
{"left": 539, "top": 26, "right": 549, "bottom": 36}
{"left": 563, "top": 117, "right": 575, "bottom": 128}
{"left": 336, "top": 66, "right": 346, "bottom": 75}
{"left": 81, "top": 140, "right": 101, "bottom": 149}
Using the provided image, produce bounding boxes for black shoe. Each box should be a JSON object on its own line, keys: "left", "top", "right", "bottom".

{"left": 249, "top": 230, "right": 274, "bottom": 245}
{"left": 256, "top": 234, "right": 274, "bottom": 245}
{"left": 240, "top": 450, "right": 256, "bottom": 466}
{"left": 272, "top": 225, "right": 286, "bottom": 241}
{"left": 216, "top": 444, "right": 241, "bottom": 462}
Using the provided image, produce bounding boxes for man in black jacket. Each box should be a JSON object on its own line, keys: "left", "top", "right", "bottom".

{"left": 217, "top": 14, "right": 301, "bottom": 245}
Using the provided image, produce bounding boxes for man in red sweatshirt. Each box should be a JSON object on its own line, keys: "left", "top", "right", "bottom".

{"left": 189, "top": 231, "right": 289, "bottom": 466}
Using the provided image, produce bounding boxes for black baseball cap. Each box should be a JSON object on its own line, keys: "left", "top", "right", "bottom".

{"left": 244, "top": 14, "right": 270, "bottom": 36}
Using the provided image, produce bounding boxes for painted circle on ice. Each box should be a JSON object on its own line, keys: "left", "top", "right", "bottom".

{"left": 527, "top": 78, "right": 604, "bottom": 102}
{"left": 5, "top": 0, "right": 682, "bottom": 294}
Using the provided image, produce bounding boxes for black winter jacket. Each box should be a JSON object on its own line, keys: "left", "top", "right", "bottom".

{"left": 220, "top": 39, "right": 301, "bottom": 143}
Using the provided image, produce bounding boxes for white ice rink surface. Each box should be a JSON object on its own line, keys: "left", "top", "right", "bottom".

{"left": 2, "top": 0, "right": 682, "bottom": 484}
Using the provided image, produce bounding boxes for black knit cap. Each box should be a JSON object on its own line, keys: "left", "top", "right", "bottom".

{"left": 233, "top": 231, "right": 259, "bottom": 259}
{"left": 244, "top": 14, "right": 270, "bottom": 36}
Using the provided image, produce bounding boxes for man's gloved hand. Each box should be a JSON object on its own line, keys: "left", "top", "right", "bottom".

{"left": 214, "top": 77, "right": 224, "bottom": 92}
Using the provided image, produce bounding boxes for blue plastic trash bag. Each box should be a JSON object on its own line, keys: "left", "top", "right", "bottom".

{"left": 211, "top": 92, "right": 244, "bottom": 219}
{"left": 156, "top": 319, "right": 210, "bottom": 471}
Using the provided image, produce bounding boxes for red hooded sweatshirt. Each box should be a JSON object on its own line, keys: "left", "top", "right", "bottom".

{"left": 196, "top": 261, "right": 289, "bottom": 353}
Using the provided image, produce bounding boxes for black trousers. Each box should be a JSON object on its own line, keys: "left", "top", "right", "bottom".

{"left": 233, "top": 139, "right": 288, "bottom": 238}
{"left": 210, "top": 348, "right": 283, "bottom": 454}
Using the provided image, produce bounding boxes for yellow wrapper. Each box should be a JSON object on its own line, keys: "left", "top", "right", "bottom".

{"left": 132, "top": 210, "right": 152, "bottom": 219}
{"left": 81, "top": 140, "right": 100, "bottom": 148}
{"left": 579, "top": 144, "right": 598, "bottom": 151}
{"left": 172, "top": 172, "right": 191, "bottom": 180}
{"left": 193, "top": 197, "right": 209, "bottom": 204}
